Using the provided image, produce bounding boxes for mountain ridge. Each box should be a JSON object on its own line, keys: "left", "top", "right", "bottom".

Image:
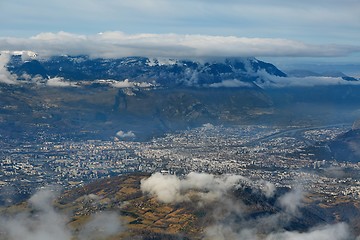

{"left": 6, "top": 54, "right": 286, "bottom": 87}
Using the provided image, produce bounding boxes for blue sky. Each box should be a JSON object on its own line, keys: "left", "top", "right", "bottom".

{"left": 0, "top": 0, "right": 359, "bottom": 72}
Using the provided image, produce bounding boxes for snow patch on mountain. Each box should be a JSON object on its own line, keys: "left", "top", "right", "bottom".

{"left": 147, "top": 58, "right": 178, "bottom": 66}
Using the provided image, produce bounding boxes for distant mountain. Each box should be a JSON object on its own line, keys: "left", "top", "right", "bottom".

{"left": 286, "top": 69, "right": 322, "bottom": 77}
{"left": 321, "top": 71, "right": 359, "bottom": 81}
{"left": 7, "top": 54, "right": 286, "bottom": 87}
{"left": 286, "top": 69, "right": 358, "bottom": 81}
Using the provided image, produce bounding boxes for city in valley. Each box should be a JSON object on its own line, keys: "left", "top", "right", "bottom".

{"left": 2, "top": 1, "right": 360, "bottom": 239}
{"left": 1, "top": 123, "right": 359, "bottom": 205}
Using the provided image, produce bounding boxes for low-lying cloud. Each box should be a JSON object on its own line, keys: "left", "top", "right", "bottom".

{"left": 256, "top": 70, "right": 360, "bottom": 88}
{"left": 0, "top": 52, "right": 17, "bottom": 84}
{"left": 0, "top": 174, "right": 358, "bottom": 239}
{"left": 0, "top": 189, "right": 72, "bottom": 240}
{"left": 1, "top": 31, "right": 359, "bottom": 59}
{"left": 209, "top": 79, "right": 253, "bottom": 88}
{"left": 0, "top": 189, "right": 125, "bottom": 240}
{"left": 141, "top": 172, "right": 250, "bottom": 204}
{"left": 46, "top": 77, "right": 77, "bottom": 87}
{"left": 110, "top": 79, "right": 154, "bottom": 88}
{"left": 277, "top": 187, "right": 304, "bottom": 215}
{"left": 265, "top": 222, "right": 351, "bottom": 240}
{"left": 141, "top": 172, "right": 359, "bottom": 240}
{"left": 77, "top": 212, "right": 123, "bottom": 240}
{"left": 141, "top": 172, "right": 277, "bottom": 205}
{"left": 45, "top": 78, "right": 154, "bottom": 88}
{"left": 116, "top": 130, "right": 136, "bottom": 139}
{"left": 2, "top": 47, "right": 360, "bottom": 88}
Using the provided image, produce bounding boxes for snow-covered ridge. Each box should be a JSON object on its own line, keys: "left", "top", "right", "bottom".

{"left": 147, "top": 58, "right": 178, "bottom": 66}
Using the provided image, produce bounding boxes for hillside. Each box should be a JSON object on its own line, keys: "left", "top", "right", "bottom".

{"left": 0, "top": 83, "right": 273, "bottom": 142}
{"left": 328, "top": 127, "right": 360, "bottom": 163}
{"left": 1, "top": 173, "right": 359, "bottom": 239}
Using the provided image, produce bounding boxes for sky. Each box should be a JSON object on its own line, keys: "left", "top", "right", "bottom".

{"left": 0, "top": 0, "right": 359, "bottom": 73}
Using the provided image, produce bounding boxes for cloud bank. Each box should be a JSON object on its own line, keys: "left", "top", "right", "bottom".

{"left": 0, "top": 175, "right": 358, "bottom": 239}
{"left": 256, "top": 70, "right": 360, "bottom": 88}
{"left": 1, "top": 41, "right": 359, "bottom": 88}
{"left": 1, "top": 31, "right": 359, "bottom": 59}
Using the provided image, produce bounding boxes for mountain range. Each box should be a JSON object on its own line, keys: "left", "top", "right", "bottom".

{"left": 6, "top": 53, "right": 286, "bottom": 87}
{"left": 1, "top": 52, "right": 360, "bottom": 156}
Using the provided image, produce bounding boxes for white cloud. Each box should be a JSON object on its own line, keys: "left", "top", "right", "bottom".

{"left": 0, "top": 189, "right": 125, "bottom": 240}
{"left": 111, "top": 79, "right": 153, "bottom": 88}
{"left": 141, "top": 172, "right": 249, "bottom": 204}
{"left": 77, "top": 212, "right": 124, "bottom": 240}
{"left": 46, "top": 77, "right": 77, "bottom": 87}
{"left": 140, "top": 172, "right": 241, "bottom": 204}
{"left": 142, "top": 172, "right": 359, "bottom": 240}
{"left": 0, "top": 189, "right": 72, "bottom": 240}
{"left": 209, "top": 79, "right": 253, "bottom": 88}
{"left": 204, "top": 224, "right": 257, "bottom": 240}
{"left": 0, "top": 175, "right": 357, "bottom": 240}
{"left": 111, "top": 80, "right": 137, "bottom": 88}
{"left": 277, "top": 188, "right": 304, "bottom": 215}
{"left": 265, "top": 222, "right": 351, "bottom": 240}
{"left": 141, "top": 173, "right": 183, "bottom": 203}
{"left": 257, "top": 179, "right": 276, "bottom": 198}
{"left": 0, "top": 32, "right": 359, "bottom": 59}
{"left": 0, "top": 52, "right": 18, "bottom": 84}
{"left": 116, "top": 130, "right": 136, "bottom": 139}
{"left": 1, "top": 0, "right": 359, "bottom": 45}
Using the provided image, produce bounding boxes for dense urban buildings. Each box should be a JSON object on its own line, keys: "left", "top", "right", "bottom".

{"left": 1, "top": 124, "right": 359, "bottom": 205}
